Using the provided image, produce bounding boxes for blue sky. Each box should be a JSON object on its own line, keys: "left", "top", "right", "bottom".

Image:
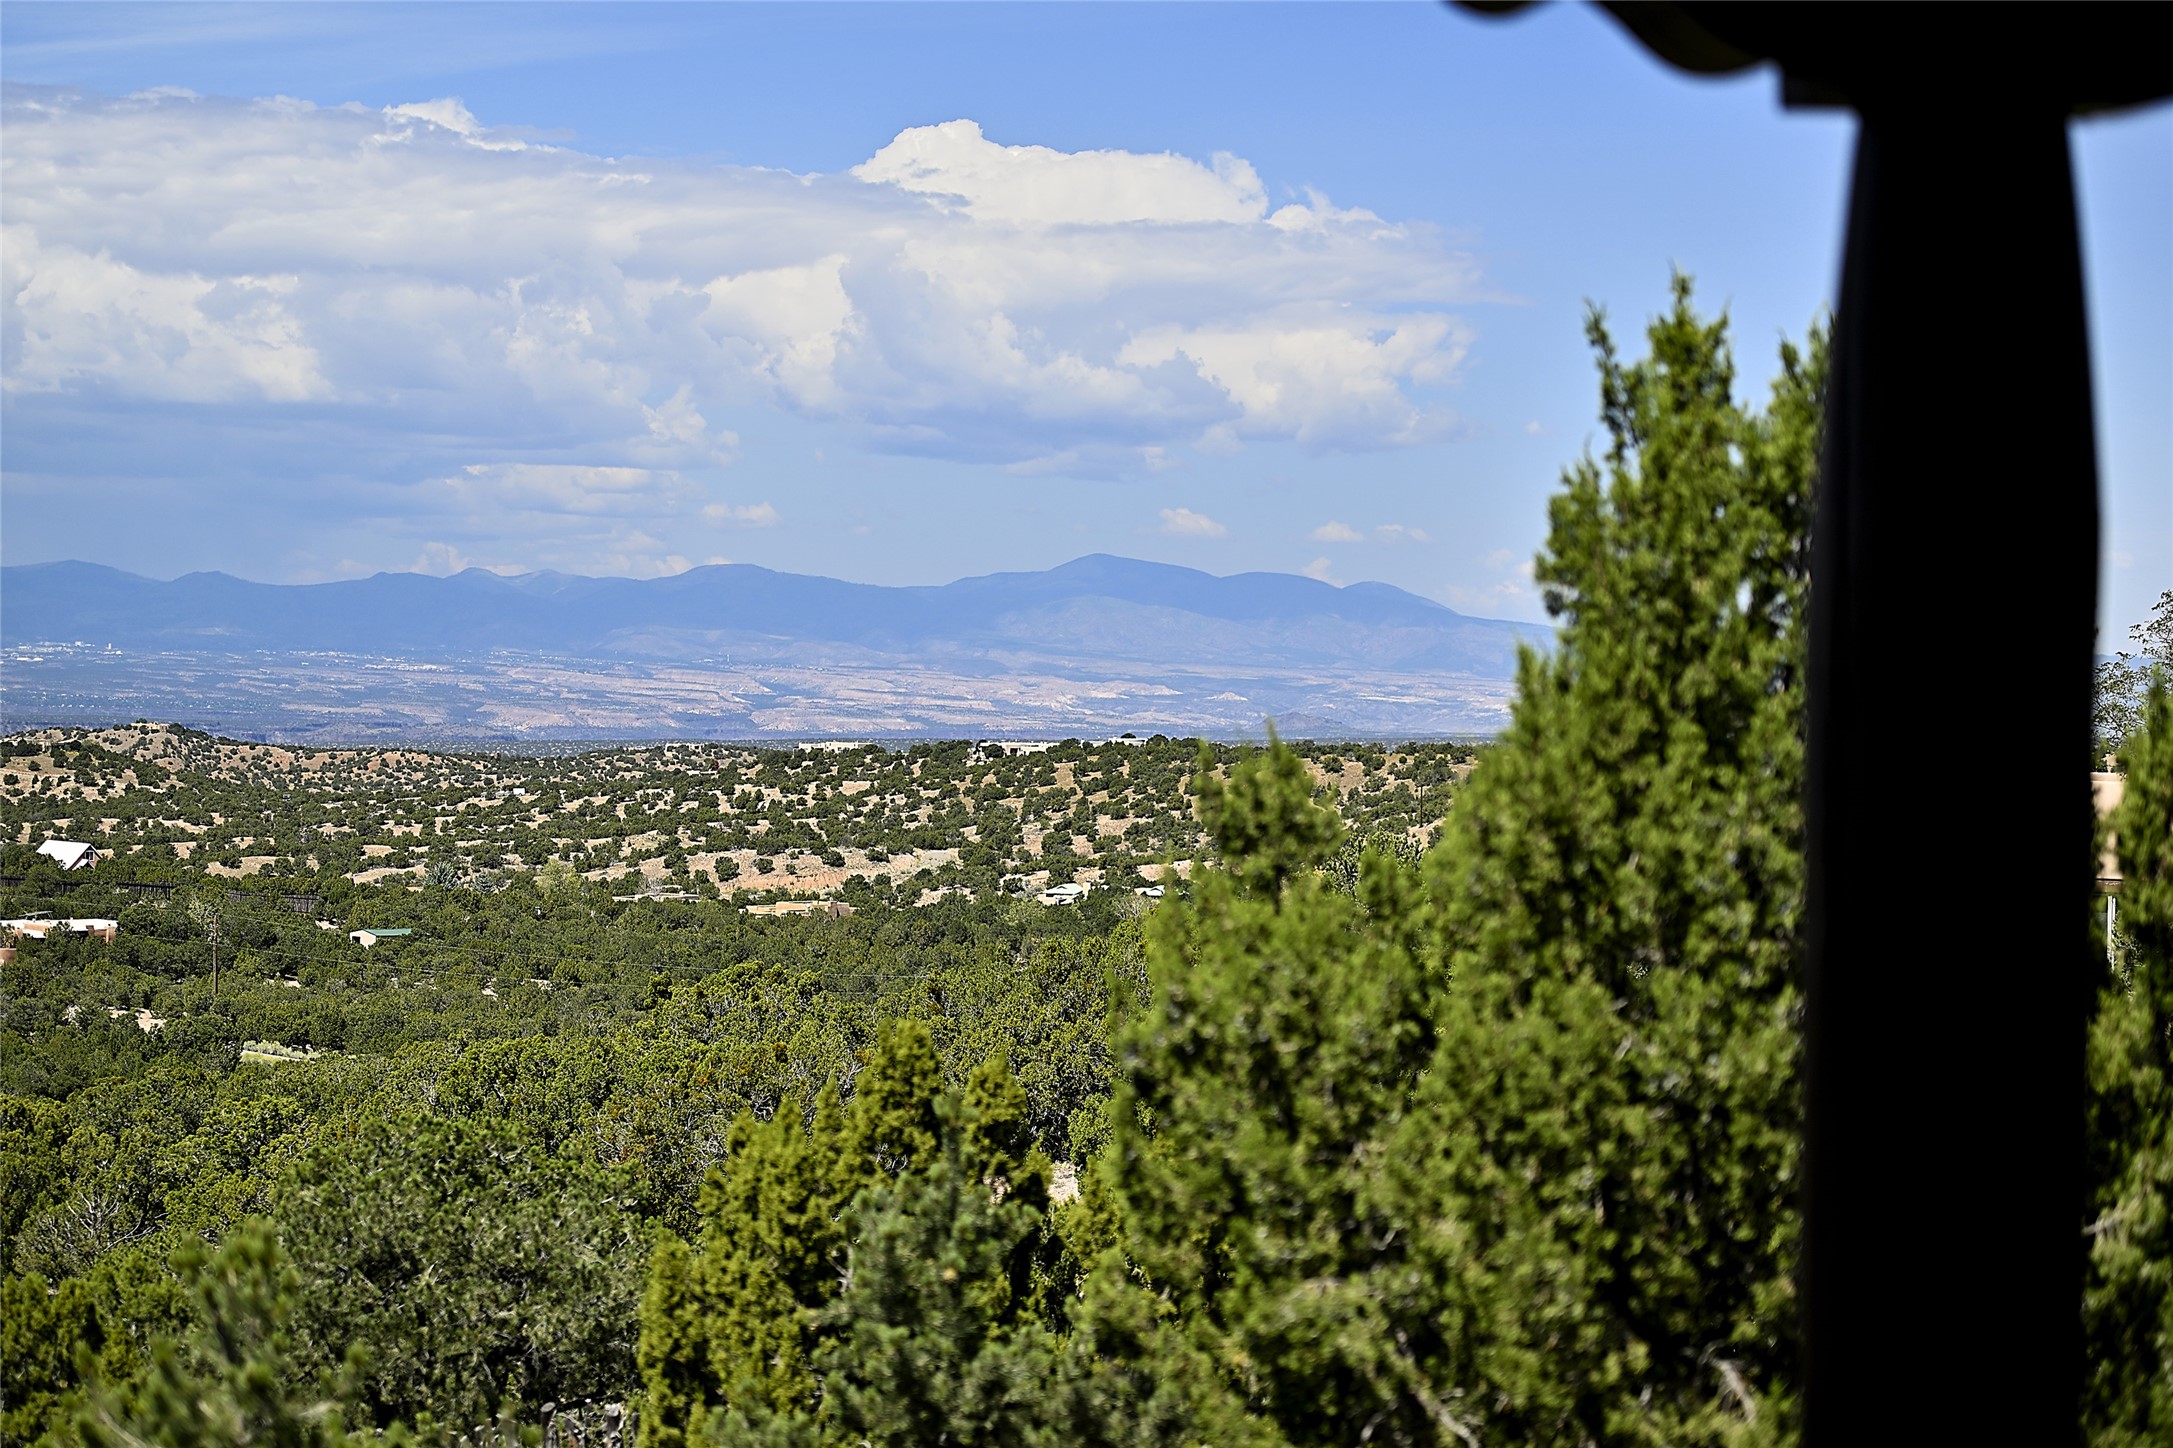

{"left": 2, "top": 2, "right": 2165, "bottom": 637}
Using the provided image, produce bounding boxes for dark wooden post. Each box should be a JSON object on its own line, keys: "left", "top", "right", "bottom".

{"left": 1802, "top": 100, "right": 2098, "bottom": 1443}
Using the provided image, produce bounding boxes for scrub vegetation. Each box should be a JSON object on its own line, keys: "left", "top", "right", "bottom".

{"left": 0, "top": 727, "right": 1469, "bottom": 900}
{"left": 4, "top": 283, "right": 2164, "bottom": 1448}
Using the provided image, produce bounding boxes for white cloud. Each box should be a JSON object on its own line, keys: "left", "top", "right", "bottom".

{"left": 361, "top": 464, "right": 720, "bottom": 578}
{"left": 1119, "top": 307, "right": 1469, "bottom": 448}
{"left": 1308, "top": 519, "right": 1430, "bottom": 545}
{"left": 382, "top": 97, "right": 536, "bottom": 151}
{"left": 1524, "top": 419, "right": 1548, "bottom": 436}
{"left": 411, "top": 541, "right": 473, "bottom": 576}
{"left": 1302, "top": 556, "right": 1337, "bottom": 583}
{"left": 406, "top": 542, "right": 522, "bottom": 577}
{"left": 2, "top": 89, "right": 1484, "bottom": 481}
{"left": 1158, "top": 507, "right": 1227, "bottom": 539}
{"left": 2, "top": 225, "right": 326, "bottom": 401}
{"left": 852, "top": 119, "right": 1269, "bottom": 228}
{"left": 500, "top": 530, "right": 699, "bottom": 579}
{"left": 435, "top": 463, "right": 693, "bottom": 518}
{"left": 701, "top": 501, "right": 779, "bottom": 527}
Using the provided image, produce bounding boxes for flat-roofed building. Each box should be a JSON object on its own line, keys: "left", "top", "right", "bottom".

{"left": 743, "top": 899, "right": 854, "bottom": 918}
{"left": 2, "top": 915, "right": 119, "bottom": 943}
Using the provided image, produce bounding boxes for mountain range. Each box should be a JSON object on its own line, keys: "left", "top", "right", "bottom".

{"left": 2, "top": 556, "right": 1543, "bottom": 673}
{"left": 0, "top": 556, "right": 1548, "bottom": 740}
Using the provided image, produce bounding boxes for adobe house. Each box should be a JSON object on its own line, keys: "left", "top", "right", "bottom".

{"left": 1, "top": 915, "right": 119, "bottom": 944}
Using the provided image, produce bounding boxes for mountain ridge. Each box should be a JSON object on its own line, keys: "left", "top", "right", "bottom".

{"left": 1, "top": 555, "right": 1545, "bottom": 672}
{"left": 0, "top": 556, "right": 1547, "bottom": 740}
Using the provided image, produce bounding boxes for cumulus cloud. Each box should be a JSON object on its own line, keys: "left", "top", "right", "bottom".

{"left": 432, "top": 463, "right": 696, "bottom": 518}
{"left": 411, "top": 541, "right": 475, "bottom": 576}
{"left": 1158, "top": 507, "right": 1227, "bottom": 539}
{"left": 2, "top": 89, "right": 1484, "bottom": 493}
{"left": 3, "top": 224, "right": 326, "bottom": 401}
{"left": 1374, "top": 522, "right": 1431, "bottom": 544}
{"left": 1302, "top": 556, "right": 1338, "bottom": 583}
{"left": 1311, "top": 520, "right": 1362, "bottom": 543}
{"left": 1119, "top": 308, "right": 1469, "bottom": 448}
{"left": 852, "top": 119, "right": 1267, "bottom": 227}
{"left": 384, "top": 97, "right": 535, "bottom": 151}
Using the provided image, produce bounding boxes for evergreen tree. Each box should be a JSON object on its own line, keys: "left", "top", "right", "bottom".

{"left": 635, "top": 1022, "right": 994, "bottom": 1447}
{"left": 784, "top": 1057, "right": 1061, "bottom": 1448}
{"left": 2, "top": 1249, "right": 188, "bottom": 1448}
{"left": 274, "top": 1114, "right": 643, "bottom": 1430}
{"left": 77, "top": 1224, "right": 355, "bottom": 1448}
{"left": 2083, "top": 681, "right": 2173, "bottom": 1444}
{"left": 1391, "top": 277, "right": 1822, "bottom": 1446}
{"left": 1093, "top": 733, "right": 1443, "bottom": 1443}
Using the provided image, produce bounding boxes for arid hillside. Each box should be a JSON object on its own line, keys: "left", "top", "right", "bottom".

{"left": 2, "top": 722, "right": 1473, "bottom": 902}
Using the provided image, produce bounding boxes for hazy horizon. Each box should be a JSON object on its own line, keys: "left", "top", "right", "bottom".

{"left": 5, "top": 4, "right": 2161, "bottom": 640}
{"left": 2, "top": 550, "right": 1538, "bottom": 614}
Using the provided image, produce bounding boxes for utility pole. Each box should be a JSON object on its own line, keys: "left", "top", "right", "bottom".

{"left": 188, "top": 894, "right": 223, "bottom": 1001}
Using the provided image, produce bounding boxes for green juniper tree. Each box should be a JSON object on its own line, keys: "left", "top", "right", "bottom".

{"left": 2, "top": 1248, "right": 188, "bottom": 1448}
{"left": 1392, "top": 276, "right": 1822, "bottom": 1446}
{"left": 639, "top": 1088, "right": 847, "bottom": 1438}
{"left": 1087, "top": 733, "right": 1443, "bottom": 1444}
{"left": 785, "top": 1056, "right": 1061, "bottom": 1448}
{"left": 637, "top": 1023, "right": 1055, "bottom": 1447}
{"left": 273, "top": 1115, "right": 643, "bottom": 1431}
{"left": 77, "top": 1224, "right": 355, "bottom": 1448}
{"left": 2084, "top": 680, "right": 2173, "bottom": 1445}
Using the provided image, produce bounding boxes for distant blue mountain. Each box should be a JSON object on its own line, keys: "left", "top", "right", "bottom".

{"left": 0, "top": 556, "right": 1547, "bottom": 675}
